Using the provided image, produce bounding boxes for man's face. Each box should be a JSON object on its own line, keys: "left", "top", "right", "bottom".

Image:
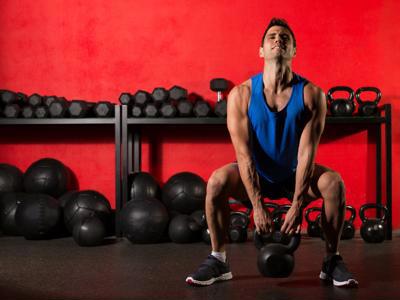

{"left": 259, "top": 26, "right": 296, "bottom": 61}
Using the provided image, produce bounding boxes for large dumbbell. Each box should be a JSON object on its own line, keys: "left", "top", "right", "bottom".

{"left": 0, "top": 90, "right": 27, "bottom": 106}
{"left": 177, "top": 98, "right": 193, "bottom": 117}
{"left": 28, "top": 94, "right": 43, "bottom": 107}
{"left": 327, "top": 86, "right": 355, "bottom": 116}
{"left": 229, "top": 209, "right": 250, "bottom": 243}
{"left": 169, "top": 86, "right": 187, "bottom": 101}
{"left": 119, "top": 93, "right": 133, "bottom": 106}
{"left": 21, "top": 106, "right": 35, "bottom": 118}
{"left": 355, "top": 87, "right": 381, "bottom": 116}
{"left": 34, "top": 106, "right": 50, "bottom": 118}
{"left": 254, "top": 231, "right": 301, "bottom": 278}
{"left": 68, "top": 100, "right": 94, "bottom": 118}
{"left": 3, "top": 104, "right": 21, "bottom": 118}
{"left": 360, "top": 203, "right": 388, "bottom": 243}
{"left": 49, "top": 98, "right": 69, "bottom": 118}
{"left": 93, "top": 101, "right": 114, "bottom": 117}
{"left": 193, "top": 96, "right": 212, "bottom": 117}
{"left": 151, "top": 88, "right": 169, "bottom": 107}
{"left": 143, "top": 103, "right": 159, "bottom": 117}
{"left": 305, "top": 206, "right": 322, "bottom": 238}
{"left": 210, "top": 78, "right": 229, "bottom": 118}
{"left": 133, "top": 90, "right": 152, "bottom": 107}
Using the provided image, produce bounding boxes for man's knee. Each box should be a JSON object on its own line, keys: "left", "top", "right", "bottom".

{"left": 320, "top": 171, "right": 346, "bottom": 202}
{"left": 207, "top": 169, "right": 230, "bottom": 200}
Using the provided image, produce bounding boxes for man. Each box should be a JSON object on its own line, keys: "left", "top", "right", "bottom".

{"left": 185, "top": 18, "right": 358, "bottom": 287}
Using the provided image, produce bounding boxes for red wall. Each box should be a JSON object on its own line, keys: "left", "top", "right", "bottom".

{"left": 0, "top": 0, "right": 399, "bottom": 228}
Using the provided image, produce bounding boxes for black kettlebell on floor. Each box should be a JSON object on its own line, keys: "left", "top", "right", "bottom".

{"left": 229, "top": 210, "right": 250, "bottom": 243}
{"left": 359, "top": 203, "right": 388, "bottom": 243}
{"left": 327, "top": 86, "right": 355, "bottom": 116}
{"left": 305, "top": 207, "right": 322, "bottom": 238}
{"left": 355, "top": 87, "right": 381, "bottom": 116}
{"left": 254, "top": 231, "right": 301, "bottom": 278}
{"left": 341, "top": 205, "right": 356, "bottom": 240}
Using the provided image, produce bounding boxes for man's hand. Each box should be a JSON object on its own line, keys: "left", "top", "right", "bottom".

{"left": 253, "top": 206, "right": 272, "bottom": 234}
{"left": 281, "top": 204, "right": 303, "bottom": 235}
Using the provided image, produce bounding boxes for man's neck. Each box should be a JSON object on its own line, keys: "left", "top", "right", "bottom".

{"left": 262, "top": 60, "right": 293, "bottom": 94}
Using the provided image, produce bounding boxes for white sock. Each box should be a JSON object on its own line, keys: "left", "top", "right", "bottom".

{"left": 211, "top": 251, "right": 226, "bottom": 263}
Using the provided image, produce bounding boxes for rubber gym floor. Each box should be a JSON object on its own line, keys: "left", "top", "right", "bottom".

{"left": 0, "top": 232, "right": 399, "bottom": 300}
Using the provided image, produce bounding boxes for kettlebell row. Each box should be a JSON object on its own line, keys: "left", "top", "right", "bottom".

{"left": 327, "top": 86, "right": 381, "bottom": 116}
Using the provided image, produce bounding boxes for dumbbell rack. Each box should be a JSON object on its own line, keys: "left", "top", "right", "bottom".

{"left": 120, "top": 104, "right": 393, "bottom": 239}
{"left": 0, "top": 106, "right": 122, "bottom": 233}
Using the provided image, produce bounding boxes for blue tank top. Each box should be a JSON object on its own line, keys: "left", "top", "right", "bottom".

{"left": 248, "top": 72, "right": 309, "bottom": 183}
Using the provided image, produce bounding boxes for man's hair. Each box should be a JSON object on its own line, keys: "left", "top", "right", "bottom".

{"left": 261, "top": 18, "right": 296, "bottom": 48}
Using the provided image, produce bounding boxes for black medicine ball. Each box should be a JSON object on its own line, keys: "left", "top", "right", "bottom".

{"left": 0, "top": 192, "right": 30, "bottom": 235}
{"left": 0, "top": 163, "right": 23, "bottom": 193}
{"left": 73, "top": 216, "right": 106, "bottom": 247}
{"left": 129, "top": 172, "right": 161, "bottom": 201}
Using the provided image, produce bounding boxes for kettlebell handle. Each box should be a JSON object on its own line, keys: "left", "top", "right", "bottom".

{"left": 355, "top": 87, "right": 381, "bottom": 105}
{"left": 327, "top": 86, "right": 354, "bottom": 104}
{"left": 345, "top": 205, "right": 356, "bottom": 223}
{"left": 305, "top": 206, "right": 322, "bottom": 223}
{"left": 264, "top": 202, "right": 279, "bottom": 212}
{"left": 359, "top": 203, "right": 388, "bottom": 222}
{"left": 230, "top": 211, "right": 250, "bottom": 227}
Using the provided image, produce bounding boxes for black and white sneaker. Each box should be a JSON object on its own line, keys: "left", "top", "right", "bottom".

{"left": 186, "top": 255, "right": 233, "bottom": 286}
{"left": 319, "top": 255, "right": 358, "bottom": 287}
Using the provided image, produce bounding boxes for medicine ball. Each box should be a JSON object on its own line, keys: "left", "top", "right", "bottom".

{"left": 73, "top": 216, "right": 106, "bottom": 247}
{"left": 168, "top": 214, "right": 202, "bottom": 243}
{"left": 15, "top": 193, "right": 62, "bottom": 239}
{"left": 63, "top": 190, "right": 112, "bottom": 233}
{"left": 59, "top": 190, "right": 78, "bottom": 208}
{"left": 24, "top": 158, "right": 71, "bottom": 198}
{"left": 162, "top": 172, "right": 206, "bottom": 214}
{"left": 129, "top": 172, "right": 161, "bottom": 201}
{"left": 0, "top": 192, "right": 30, "bottom": 235}
{"left": 0, "top": 163, "right": 23, "bottom": 193}
{"left": 119, "top": 197, "right": 169, "bottom": 244}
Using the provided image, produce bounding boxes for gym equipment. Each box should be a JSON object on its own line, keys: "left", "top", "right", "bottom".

{"left": 327, "top": 86, "right": 355, "bottom": 116}
{"left": 177, "top": 98, "right": 193, "bottom": 117}
{"left": 44, "top": 96, "right": 62, "bottom": 107}
{"left": 144, "top": 103, "right": 159, "bottom": 117}
{"left": 160, "top": 102, "right": 177, "bottom": 118}
{"left": 162, "top": 172, "right": 206, "bottom": 215}
{"left": 68, "top": 100, "right": 94, "bottom": 118}
{"left": 131, "top": 105, "right": 143, "bottom": 117}
{"left": 129, "top": 172, "right": 161, "bottom": 201}
{"left": 254, "top": 231, "right": 301, "bottom": 277}
{"left": 272, "top": 204, "right": 291, "bottom": 231}
{"left": 151, "top": 88, "right": 169, "bottom": 107}
{"left": 360, "top": 203, "right": 388, "bottom": 243}
{"left": 211, "top": 78, "right": 229, "bottom": 117}
{"left": 341, "top": 205, "right": 356, "bottom": 240}
{"left": 168, "top": 214, "right": 201, "bottom": 243}
{"left": 305, "top": 207, "right": 322, "bottom": 238}
{"left": 49, "top": 99, "right": 69, "bottom": 118}
{"left": 193, "top": 98, "right": 212, "bottom": 117}
{"left": 15, "top": 193, "right": 62, "bottom": 239}
{"left": 34, "top": 106, "right": 50, "bottom": 118}
{"left": 24, "top": 158, "right": 71, "bottom": 198}
{"left": 21, "top": 106, "right": 35, "bottom": 118}
{"left": 63, "top": 190, "right": 112, "bottom": 233}
{"left": 190, "top": 210, "right": 207, "bottom": 228}
{"left": 119, "top": 197, "right": 169, "bottom": 243}
{"left": 169, "top": 86, "right": 188, "bottom": 101}
{"left": 3, "top": 104, "right": 21, "bottom": 118}
{"left": 0, "top": 163, "right": 23, "bottom": 193}
{"left": 119, "top": 93, "right": 133, "bottom": 105}
{"left": 59, "top": 190, "right": 78, "bottom": 208}
{"left": 28, "top": 94, "right": 43, "bottom": 107}
{"left": 355, "top": 87, "right": 381, "bottom": 116}
{"left": 0, "top": 192, "right": 30, "bottom": 235}
{"left": 133, "top": 90, "right": 152, "bottom": 107}
{"left": 94, "top": 101, "right": 114, "bottom": 117}
{"left": 73, "top": 216, "right": 106, "bottom": 247}
{"left": 0, "top": 90, "right": 18, "bottom": 105}
{"left": 229, "top": 210, "right": 250, "bottom": 243}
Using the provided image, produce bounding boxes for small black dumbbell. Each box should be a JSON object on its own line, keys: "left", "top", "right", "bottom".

{"left": 144, "top": 103, "right": 159, "bottom": 117}
{"left": 119, "top": 93, "right": 133, "bottom": 106}
{"left": 169, "top": 85, "right": 188, "bottom": 101}
{"left": 21, "top": 106, "right": 35, "bottom": 118}
{"left": 68, "top": 100, "right": 94, "bottom": 118}
{"left": 131, "top": 105, "right": 143, "bottom": 117}
{"left": 211, "top": 78, "right": 229, "bottom": 118}
{"left": 133, "top": 90, "right": 152, "bottom": 108}
{"left": 49, "top": 99, "right": 69, "bottom": 118}
{"left": 28, "top": 93, "right": 43, "bottom": 107}
{"left": 0, "top": 90, "right": 17, "bottom": 105}
{"left": 160, "top": 102, "right": 177, "bottom": 118}
{"left": 94, "top": 101, "right": 114, "bottom": 117}
{"left": 34, "top": 106, "right": 50, "bottom": 118}
{"left": 151, "top": 87, "right": 169, "bottom": 107}
{"left": 193, "top": 99, "right": 211, "bottom": 117}
{"left": 3, "top": 104, "right": 21, "bottom": 118}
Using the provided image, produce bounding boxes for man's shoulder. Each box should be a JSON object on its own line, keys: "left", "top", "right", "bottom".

{"left": 229, "top": 80, "right": 252, "bottom": 102}
{"left": 303, "top": 81, "right": 325, "bottom": 108}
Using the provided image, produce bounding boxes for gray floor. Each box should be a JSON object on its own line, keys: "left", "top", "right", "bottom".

{"left": 0, "top": 232, "right": 399, "bottom": 300}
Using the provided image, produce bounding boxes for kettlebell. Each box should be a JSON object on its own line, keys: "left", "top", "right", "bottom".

{"left": 272, "top": 205, "right": 291, "bottom": 231}
{"left": 327, "top": 86, "right": 355, "bottom": 116}
{"left": 229, "top": 210, "right": 250, "bottom": 243}
{"left": 360, "top": 203, "right": 388, "bottom": 243}
{"left": 305, "top": 206, "right": 322, "bottom": 238}
{"left": 254, "top": 232, "right": 301, "bottom": 278}
{"left": 341, "top": 205, "right": 356, "bottom": 240}
{"left": 355, "top": 87, "right": 381, "bottom": 116}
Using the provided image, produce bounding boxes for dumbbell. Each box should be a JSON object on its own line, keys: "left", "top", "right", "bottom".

{"left": 34, "top": 106, "right": 50, "bottom": 118}
{"left": 93, "top": 101, "right": 114, "bottom": 117}
{"left": 151, "top": 87, "right": 169, "bottom": 108}
{"left": 119, "top": 92, "right": 133, "bottom": 106}
{"left": 169, "top": 86, "right": 188, "bottom": 101}
{"left": 0, "top": 90, "right": 18, "bottom": 105}
{"left": 49, "top": 98, "right": 69, "bottom": 118}
{"left": 21, "top": 106, "right": 35, "bottom": 118}
{"left": 360, "top": 203, "right": 388, "bottom": 243}
{"left": 68, "top": 100, "right": 94, "bottom": 118}
{"left": 143, "top": 103, "right": 159, "bottom": 117}
{"left": 305, "top": 206, "right": 322, "bottom": 238}
{"left": 3, "top": 103, "right": 21, "bottom": 118}
{"left": 210, "top": 78, "right": 229, "bottom": 118}
{"left": 177, "top": 98, "right": 193, "bottom": 117}
{"left": 192, "top": 94, "right": 212, "bottom": 117}
{"left": 159, "top": 86, "right": 188, "bottom": 118}
{"left": 44, "top": 96, "right": 67, "bottom": 107}
{"left": 327, "top": 86, "right": 355, "bottom": 116}
{"left": 355, "top": 87, "right": 381, "bottom": 116}
{"left": 28, "top": 93, "right": 43, "bottom": 107}
{"left": 131, "top": 105, "right": 143, "bottom": 117}
{"left": 229, "top": 210, "right": 250, "bottom": 243}
{"left": 160, "top": 103, "right": 177, "bottom": 118}
{"left": 133, "top": 90, "right": 152, "bottom": 107}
